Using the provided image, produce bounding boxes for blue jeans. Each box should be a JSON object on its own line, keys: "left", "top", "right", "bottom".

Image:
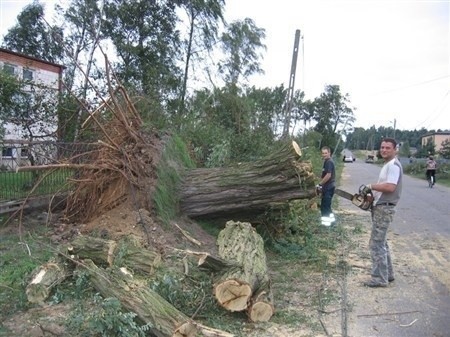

{"left": 321, "top": 187, "right": 335, "bottom": 216}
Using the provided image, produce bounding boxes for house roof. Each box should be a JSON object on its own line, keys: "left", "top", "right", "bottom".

{"left": 421, "top": 131, "right": 450, "bottom": 138}
{"left": 0, "top": 47, "right": 65, "bottom": 69}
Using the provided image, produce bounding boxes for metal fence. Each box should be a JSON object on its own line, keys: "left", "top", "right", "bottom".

{"left": 0, "top": 141, "right": 93, "bottom": 202}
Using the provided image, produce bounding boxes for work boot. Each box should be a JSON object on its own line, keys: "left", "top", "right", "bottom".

{"left": 363, "top": 280, "right": 388, "bottom": 288}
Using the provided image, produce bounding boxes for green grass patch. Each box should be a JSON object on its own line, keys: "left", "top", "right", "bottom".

{"left": 153, "top": 135, "right": 195, "bottom": 225}
{"left": 0, "top": 230, "right": 56, "bottom": 319}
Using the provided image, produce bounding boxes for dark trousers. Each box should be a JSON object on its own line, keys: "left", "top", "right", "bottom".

{"left": 426, "top": 169, "right": 436, "bottom": 183}
{"left": 320, "top": 187, "right": 335, "bottom": 216}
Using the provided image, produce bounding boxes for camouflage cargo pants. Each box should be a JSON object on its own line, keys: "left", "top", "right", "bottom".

{"left": 369, "top": 205, "right": 396, "bottom": 284}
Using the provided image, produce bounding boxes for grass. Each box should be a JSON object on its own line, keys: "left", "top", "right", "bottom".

{"left": 153, "top": 135, "right": 195, "bottom": 225}
{"left": 0, "top": 227, "right": 56, "bottom": 320}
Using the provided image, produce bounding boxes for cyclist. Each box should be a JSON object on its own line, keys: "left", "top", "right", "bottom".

{"left": 425, "top": 156, "right": 437, "bottom": 186}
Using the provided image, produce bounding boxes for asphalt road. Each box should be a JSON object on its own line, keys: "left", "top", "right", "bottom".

{"left": 338, "top": 159, "right": 450, "bottom": 337}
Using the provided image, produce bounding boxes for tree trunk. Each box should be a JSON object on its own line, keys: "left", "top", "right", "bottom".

{"left": 213, "top": 221, "right": 274, "bottom": 321}
{"left": 247, "top": 278, "right": 274, "bottom": 322}
{"left": 68, "top": 236, "right": 117, "bottom": 267}
{"left": 179, "top": 141, "right": 316, "bottom": 219}
{"left": 68, "top": 235, "right": 161, "bottom": 274}
{"left": 80, "top": 259, "right": 233, "bottom": 337}
{"left": 26, "top": 261, "right": 69, "bottom": 304}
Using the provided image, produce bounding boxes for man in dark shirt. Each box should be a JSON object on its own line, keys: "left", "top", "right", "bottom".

{"left": 318, "top": 146, "right": 336, "bottom": 226}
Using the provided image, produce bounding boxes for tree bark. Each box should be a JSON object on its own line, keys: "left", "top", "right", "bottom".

{"left": 26, "top": 261, "right": 69, "bottom": 304}
{"left": 68, "top": 235, "right": 161, "bottom": 274}
{"left": 80, "top": 259, "right": 234, "bottom": 337}
{"left": 179, "top": 141, "right": 316, "bottom": 219}
{"left": 212, "top": 221, "right": 274, "bottom": 321}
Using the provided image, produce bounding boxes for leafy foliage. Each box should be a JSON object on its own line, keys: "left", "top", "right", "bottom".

{"left": 66, "top": 295, "right": 151, "bottom": 337}
{"left": 439, "top": 139, "right": 450, "bottom": 159}
{"left": 1, "top": 2, "right": 64, "bottom": 63}
{"left": 219, "top": 18, "right": 266, "bottom": 87}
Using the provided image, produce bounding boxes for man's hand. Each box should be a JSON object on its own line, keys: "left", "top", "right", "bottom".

{"left": 315, "top": 184, "right": 323, "bottom": 195}
{"left": 359, "top": 184, "right": 372, "bottom": 197}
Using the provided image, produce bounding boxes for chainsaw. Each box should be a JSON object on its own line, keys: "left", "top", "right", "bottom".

{"left": 335, "top": 185, "right": 374, "bottom": 211}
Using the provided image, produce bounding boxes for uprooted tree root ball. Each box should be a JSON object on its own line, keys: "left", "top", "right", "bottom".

{"left": 64, "top": 86, "right": 164, "bottom": 223}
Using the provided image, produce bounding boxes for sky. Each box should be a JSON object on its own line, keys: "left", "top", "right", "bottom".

{"left": 1, "top": 0, "right": 449, "bottom": 132}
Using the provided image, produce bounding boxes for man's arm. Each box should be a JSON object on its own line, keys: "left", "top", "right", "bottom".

{"left": 320, "top": 173, "right": 332, "bottom": 186}
{"left": 369, "top": 182, "right": 396, "bottom": 193}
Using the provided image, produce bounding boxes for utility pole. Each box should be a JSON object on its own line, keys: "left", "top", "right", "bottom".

{"left": 393, "top": 118, "right": 397, "bottom": 139}
{"left": 282, "top": 29, "right": 301, "bottom": 139}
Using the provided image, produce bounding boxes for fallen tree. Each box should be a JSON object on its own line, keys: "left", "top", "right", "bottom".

{"left": 79, "top": 259, "right": 234, "bottom": 337}
{"left": 68, "top": 235, "right": 162, "bottom": 274}
{"left": 179, "top": 141, "right": 316, "bottom": 219}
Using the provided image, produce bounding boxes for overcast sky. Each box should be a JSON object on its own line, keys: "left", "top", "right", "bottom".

{"left": 1, "top": 0, "right": 449, "bottom": 131}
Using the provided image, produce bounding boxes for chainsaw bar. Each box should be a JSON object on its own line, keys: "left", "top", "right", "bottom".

{"left": 335, "top": 188, "right": 354, "bottom": 201}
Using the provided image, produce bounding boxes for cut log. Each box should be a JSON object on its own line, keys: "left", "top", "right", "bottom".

{"left": 68, "top": 235, "right": 161, "bottom": 275}
{"left": 213, "top": 221, "right": 274, "bottom": 321}
{"left": 68, "top": 236, "right": 117, "bottom": 267}
{"left": 26, "top": 261, "right": 69, "bottom": 304}
{"left": 182, "top": 250, "right": 241, "bottom": 273}
{"left": 179, "top": 141, "right": 316, "bottom": 219}
{"left": 80, "top": 259, "right": 233, "bottom": 337}
{"left": 116, "top": 241, "right": 162, "bottom": 275}
{"left": 247, "top": 278, "right": 274, "bottom": 322}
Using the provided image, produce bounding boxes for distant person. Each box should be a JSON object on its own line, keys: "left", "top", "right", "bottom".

{"left": 364, "top": 138, "right": 403, "bottom": 287}
{"left": 425, "top": 156, "right": 437, "bottom": 185}
{"left": 318, "top": 146, "right": 336, "bottom": 226}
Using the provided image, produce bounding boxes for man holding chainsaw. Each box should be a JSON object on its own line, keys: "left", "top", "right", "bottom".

{"left": 317, "top": 146, "right": 336, "bottom": 226}
{"left": 364, "top": 137, "right": 403, "bottom": 288}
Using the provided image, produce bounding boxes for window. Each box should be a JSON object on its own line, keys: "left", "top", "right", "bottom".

{"left": 3, "top": 63, "right": 15, "bottom": 75}
{"left": 2, "top": 148, "right": 13, "bottom": 157}
{"left": 23, "top": 68, "right": 34, "bottom": 81}
{"left": 21, "top": 148, "right": 29, "bottom": 158}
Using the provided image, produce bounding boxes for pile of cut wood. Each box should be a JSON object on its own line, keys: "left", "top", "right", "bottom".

{"left": 26, "top": 221, "right": 274, "bottom": 337}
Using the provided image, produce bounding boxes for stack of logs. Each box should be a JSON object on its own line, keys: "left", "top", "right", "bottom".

{"left": 25, "top": 221, "right": 273, "bottom": 337}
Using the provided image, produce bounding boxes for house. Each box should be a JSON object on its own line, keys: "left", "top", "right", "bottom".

{"left": 0, "top": 48, "right": 64, "bottom": 170}
{"left": 421, "top": 131, "right": 450, "bottom": 154}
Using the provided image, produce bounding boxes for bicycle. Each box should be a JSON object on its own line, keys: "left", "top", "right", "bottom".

{"left": 428, "top": 175, "right": 434, "bottom": 188}
{"left": 426, "top": 170, "right": 435, "bottom": 188}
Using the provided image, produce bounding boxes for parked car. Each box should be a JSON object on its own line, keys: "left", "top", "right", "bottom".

{"left": 365, "top": 155, "right": 375, "bottom": 163}
{"left": 343, "top": 155, "right": 355, "bottom": 163}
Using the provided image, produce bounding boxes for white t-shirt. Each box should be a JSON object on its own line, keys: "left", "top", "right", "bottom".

{"left": 373, "top": 157, "right": 402, "bottom": 205}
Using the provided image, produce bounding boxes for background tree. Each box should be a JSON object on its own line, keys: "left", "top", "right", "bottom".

{"left": 312, "top": 84, "right": 355, "bottom": 150}
{"left": 102, "top": 0, "right": 181, "bottom": 111}
{"left": 1, "top": 2, "right": 64, "bottom": 63}
{"left": 218, "top": 18, "right": 266, "bottom": 89}
{"left": 439, "top": 139, "right": 450, "bottom": 159}
{"left": 55, "top": 0, "right": 106, "bottom": 142}
{"left": 177, "top": 0, "right": 225, "bottom": 119}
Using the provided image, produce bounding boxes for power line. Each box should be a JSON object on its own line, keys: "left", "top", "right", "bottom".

{"left": 411, "top": 90, "right": 450, "bottom": 130}
{"left": 373, "top": 75, "right": 450, "bottom": 96}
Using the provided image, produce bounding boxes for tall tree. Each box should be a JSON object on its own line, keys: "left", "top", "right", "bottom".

{"left": 313, "top": 84, "right": 355, "bottom": 149}
{"left": 177, "top": 0, "right": 225, "bottom": 118}
{"left": 102, "top": 0, "right": 181, "bottom": 106}
{"left": 56, "top": 0, "right": 104, "bottom": 94}
{"left": 2, "top": 1, "right": 64, "bottom": 64}
{"left": 55, "top": 0, "right": 105, "bottom": 141}
{"left": 219, "top": 18, "right": 266, "bottom": 89}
